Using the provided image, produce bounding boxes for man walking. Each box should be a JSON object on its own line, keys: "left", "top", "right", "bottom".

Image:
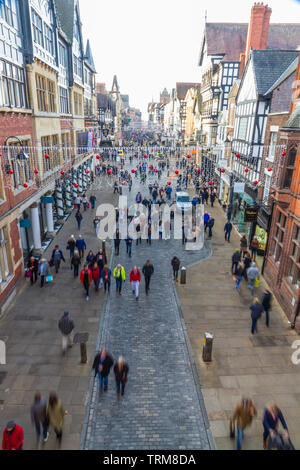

{"left": 30, "top": 392, "right": 49, "bottom": 444}
{"left": 171, "top": 256, "right": 180, "bottom": 281}
{"left": 142, "top": 260, "right": 154, "bottom": 295}
{"left": 51, "top": 245, "right": 66, "bottom": 274}
{"left": 207, "top": 216, "right": 215, "bottom": 239}
{"left": 232, "top": 398, "right": 257, "bottom": 450}
{"left": 58, "top": 310, "right": 74, "bottom": 354}
{"left": 92, "top": 349, "right": 114, "bottom": 393}
{"left": 89, "top": 194, "right": 96, "bottom": 210}
{"left": 114, "top": 357, "right": 129, "bottom": 396}
{"left": 224, "top": 220, "right": 233, "bottom": 242}
{"left": 76, "top": 235, "right": 87, "bottom": 259}
{"left": 247, "top": 262, "right": 260, "bottom": 296}
{"left": 75, "top": 209, "right": 83, "bottom": 230}
{"left": 130, "top": 265, "right": 141, "bottom": 301}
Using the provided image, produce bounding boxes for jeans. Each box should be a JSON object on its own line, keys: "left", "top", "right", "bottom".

{"left": 131, "top": 281, "right": 139, "bottom": 298}
{"left": 251, "top": 318, "right": 258, "bottom": 334}
{"left": 98, "top": 372, "right": 108, "bottom": 392}
{"left": 77, "top": 221, "right": 81, "bottom": 230}
{"left": 173, "top": 269, "right": 179, "bottom": 280}
{"left": 236, "top": 275, "right": 243, "bottom": 291}
{"left": 208, "top": 227, "right": 212, "bottom": 238}
{"left": 104, "top": 280, "right": 111, "bottom": 292}
{"left": 116, "top": 278, "right": 122, "bottom": 293}
{"left": 91, "top": 201, "right": 95, "bottom": 209}
{"left": 145, "top": 276, "right": 151, "bottom": 292}
{"left": 237, "top": 427, "right": 243, "bottom": 450}
{"left": 54, "top": 260, "right": 61, "bottom": 274}
{"left": 115, "top": 243, "right": 120, "bottom": 256}
{"left": 35, "top": 420, "right": 48, "bottom": 441}
{"left": 84, "top": 284, "right": 90, "bottom": 297}
{"left": 127, "top": 244, "right": 132, "bottom": 257}
{"left": 94, "top": 278, "right": 100, "bottom": 291}
{"left": 225, "top": 231, "right": 231, "bottom": 241}
{"left": 116, "top": 380, "right": 125, "bottom": 394}
{"left": 249, "top": 278, "right": 255, "bottom": 295}
{"left": 74, "top": 265, "right": 79, "bottom": 277}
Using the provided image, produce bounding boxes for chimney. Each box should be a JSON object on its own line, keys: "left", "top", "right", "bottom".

{"left": 245, "top": 2, "right": 272, "bottom": 63}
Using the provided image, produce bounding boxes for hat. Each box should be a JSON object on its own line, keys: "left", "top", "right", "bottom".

{"left": 6, "top": 421, "right": 15, "bottom": 429}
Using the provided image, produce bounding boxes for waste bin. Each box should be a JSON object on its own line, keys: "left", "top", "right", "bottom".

{"left": 202, "top": 332, "right": 214, "bottom": 362}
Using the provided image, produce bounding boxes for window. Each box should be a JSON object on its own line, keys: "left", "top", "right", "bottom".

{"left": 36, "top": 74, "right": 47, "bottom": 111}
{"left": 44, "top": 23, "right": 53, "bottom": 54}
{"left": 32, "top": 9, "right": 43, "bottom": 47}
{"left": 48, "top": 79, "right": 56, "bottom": 112}
{"left": 8, "top": 140, "right": 32, "bottom": 189}
{"left": 238, "top": 117, "right": 248, "bottom": 140}
{"left": 61, "top": 133, "right": 70, "bottom": 161}
{"left": 283, "top": 148, "right": 297, "bottom": 189}
{"left": 41, "top": 135, "right": 59, "bottom": 172}
{"left": 0, "top": 227, "right": 11, "bottom": 284}
{"left": 74, "top": 91, "right": 82, "bottom": 115}
{"left": 272, "top": 211, "right": 286, "bottom": 263}
{"left": 263, "top": 174, "right": 271, "bottom": 204}
{"left": 268, "top": 132, "right": 277, "bottom": 162}
{"left": 59, "top": 42, "right": 67, "bottom": 67}
{"left": 1, "top": 60, "right": 26, "bottom": 108}
{"left": 288, "top": 226, "right": 300, "bottom": 288}
{"left": 59, "top": 87, "right": 70, "bottom": 114}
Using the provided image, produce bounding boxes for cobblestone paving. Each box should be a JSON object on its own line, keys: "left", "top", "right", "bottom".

{"left": 82, "top": 166, "right": 214, "bottom": 450}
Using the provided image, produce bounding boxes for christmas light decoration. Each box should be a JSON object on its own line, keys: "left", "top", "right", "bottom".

{"left": 9, "top": 169, "right": 13, "bottom": 174}
{"left": 282, "top": 152, "right": 286, "bottom": 156}
{"left": 175, "top": 170, "right": 179, "bottom": 175}
{"left": 131, "top": 169, "right": 135, "bottom": 174}
{"left": 60, "top": 171, "right": 65, "bottom": 175}
{"left": 167, "top": 182, "right": 171, "bottom": 186}
{"left": 236, "top": 153, "right": 240, "bottom": 158}
{"left": 107, "top": 169, "right": 111, "bottom": 175}
{"left": 45, "top": 154, "right": 49, "bottom": 159}
{"left": 34, "top": 169, "right": 39, "bottom": 174}
{"left": 24, "top": 183, "right": 28, "bottom": 188}
{"left": 221, "top": 169, "right": 225, "bottom": 173}
{"left": 268, "top": 168, "right": 272, "bottom": 172}
{"left": 253, "top": 180, "right": 258, "bottom": 185}
{"left": 245, "top": 168, "right": 249, "bottom": 173}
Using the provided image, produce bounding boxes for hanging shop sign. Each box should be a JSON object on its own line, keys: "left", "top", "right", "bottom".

{"left": 233, "top": 183, "right": 245, "bottom": 193}
{"left": 244, "top": 207, "right": 258, "bottom": 222}
{"left": 41, "top": 196, "right": 54, "bottom": 204}
{"left": 20, "top": 219, "right": 31, "bottom": 228}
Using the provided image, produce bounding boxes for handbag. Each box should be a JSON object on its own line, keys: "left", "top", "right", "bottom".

{"left": 46, "top": 275, "right": 53, "bottom": 283}
{"left": 25, "top": 269, "right": 32, "bottom": 278}
{"left": 254, "top": 278, "right": 260, "bottom": 288}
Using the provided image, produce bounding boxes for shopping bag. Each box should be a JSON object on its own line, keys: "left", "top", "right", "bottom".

{"left": 25, "top": 269, "right": 32, "bottom": 278}
{"left": 46, "top": 275, "right": 53, "bottom": 283}
{"left": 254, "top": 278, "right": 260, "bottom": 288}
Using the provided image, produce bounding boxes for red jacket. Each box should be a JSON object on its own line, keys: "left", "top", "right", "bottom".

{"left": 2, "top": 424, "right": 24, "bottom": 450}
{"left": 80, "top": 269, "right": 93, "bottom": 284}
{"left": 130, "top": 269, "right": 141, "bottom": 282}
{"left": 92, "top": 266, "right": 101, "bottom": 280}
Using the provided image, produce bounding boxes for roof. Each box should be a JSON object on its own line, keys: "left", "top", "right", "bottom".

{"left": 176, "top": 83, "right": 200, "bottom": 100}
{"left": 199, "top": 22, "right": 300, "bottom": 65}
{"left": 55, "top": 0, "right": 76, "bottom": 43}
{"left": 84, "top": 40, "right": 96, "bottom": 73}
{"left": 251, "top": 50, "right": 299, "bottom": 96}
{"left": 282, "top": 102, "right": 300, "bottom": 129}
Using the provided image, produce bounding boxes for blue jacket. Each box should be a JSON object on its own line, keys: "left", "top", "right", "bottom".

{"left": 101, "top": 268, "right": 112, "bottom": 282}
{"left": 51, "top": 249, "right": 65, "bottom": 263}
{"left": 224, "top": 222, "right": 233, "bottom": 232}
{"left": 204, "top": 214, "right": 210, "bottom": 224}
{"left": 76, "top": 239, "right": 87, "bottom": 251}
{"left": 263, "top": 408, "right": 288, "bottom": 433}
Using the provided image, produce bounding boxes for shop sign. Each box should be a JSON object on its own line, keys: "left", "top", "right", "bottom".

{"left": 234, "top": 183, "right": 245, "bottom": 193}
{"left": 244, "top": 207, "right": 258, "bottom": 222}
{"left": 41, "top": 197, "right": 54, "bottom": 204}
{"left": 20, "top": 219, "right": 31, "bottom": 228}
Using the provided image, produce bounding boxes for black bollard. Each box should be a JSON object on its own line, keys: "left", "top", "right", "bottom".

{"left": 202, "top": 332, "right": 214, "bottom": 362}
{"left": 180, "top": 267, "right": 186, "bottom": 285}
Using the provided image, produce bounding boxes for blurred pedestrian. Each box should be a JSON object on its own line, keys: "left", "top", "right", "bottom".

{"left": 232, "top": 398, "right": 257, "bottom": 450}
{"left": 101, "top": 265, "right": 112, "bottom": 293}
{"left": 113, "top": 264, "right": 126, "bottom": 295}
{"left": 224, "top": 220, "right": 233, "bottom": 242}
{"left": 92, "top": 349, "right": 114, "bottom": 393}
{"left": 46, "top": 393, "right": 66, "bottom": 445}
{"left": 2, "top": 421, "right": 24, "bottom": 450}
{"left": 71, "top": 250, "right": 81, "bottom": 277}
{"left": 30, "top": 392, "right": 49, "bottom": 444}
{"left": 247, "top": 262, "right": 260, "bottom": 296}
{"left": 250, "top": 297, "right": 264, "bottom": 334}
{"left": 58, "top": 310, "right": 74, "bottom": 354}
{"left": 114, "top": 356, "right": 129, "bottom": 396}
{"left": 80, "top": 264, "right": 93, "bottom": 300}
{"left": 263, "top": 403, "right": 289, "bottom": 450}
{"left": 142, "top": 260, "right": 154, "bottom": 295}
{"left": 130, "top": 265, "right": 141, "bottom": 301}
{"left": 75, "top": 209, "right": 83, "bottom": 230}
{"left": 171, "top": 256, "right": 180, "bottom": 281}
{"left": 76, "top": 235, "right": 87, "bottom": 259}
{"left": 262, "top": 290, "right": 272, "bottom": 328}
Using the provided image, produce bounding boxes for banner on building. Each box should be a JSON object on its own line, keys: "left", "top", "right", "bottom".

{"left": 244, "top": 207, "right": 258, "bottom": 222}
{"left": 234, "top": 183, "right": 245, "bottom": 193}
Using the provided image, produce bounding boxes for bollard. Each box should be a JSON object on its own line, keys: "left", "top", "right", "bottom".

{"left": 102, "top": 240, "right": 106, "bottom": 253}
{"left": 202, "top": 332, "right": 214, "bottom": 362}
{"left": 180, "top": 267, "right": 186, "bottom": 285}
{"left": 80, "top": 343, "right": 87, "bottom": 364}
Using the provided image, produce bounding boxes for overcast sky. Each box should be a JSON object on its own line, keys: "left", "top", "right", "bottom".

{"left": 79, "top": 0, "right": 300, "bottom": 120}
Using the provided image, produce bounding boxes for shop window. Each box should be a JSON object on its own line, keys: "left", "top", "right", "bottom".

{"left": 0, "top": 227, "right": 11, "bottom": 284}
{"left": 283, "top": 148, "right": 297, "bottom": 189}
{"left": 288, "top": 226, "right": 300, "bottom": 289}
{"left": 272, "top": 211, "right": 286, "bottom": 263}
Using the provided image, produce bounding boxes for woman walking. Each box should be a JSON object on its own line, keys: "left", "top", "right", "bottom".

{"left": 71, "top": 250, "right": 81, "bottom": 278}
{"left": 240, "top": 235, "right": 248, "bottom": 257}
{"left": 86, "top": 250, "right": 96, "bottom": 270}
{"left": 250, "top": 237, "right": 260, "bottom": 262}
{"left": 113, "top": 264, "right": 126, "bottom": 296}
{"left": 130, "top": 265, "right": 141, "bottom": 301}
{"left": 46, "top": 393, "right": 66, "bottom": 446}
{"left": 250, "top": 298, "right": 264, "bottom": 334}
{"left": 66, "top": 235, "right": 76, "bottom": 262}
{"left": 114, "top": 229, "right": 120, "bottom": 256}
{"left": 101, "top": 265, "right": 112, "bottom": 293}
{"left": 171, "top": 256, "right": 180, "bottom": 281}
{"left": 114, "top": 357, "right": 129, "bottom": 396}
{"left": 235, "top": 262, "right": 244, "bottom": 293}
{"left": 80, "top": 264, "right": 93, "bottom": 300}
{"left": 27, "top": 256, "right": 39, "bottom": 285}
{"left": 38, "top": 259, "right": 50, "bottom": 288}
{"left": 262, "top": 403, "right": 289, "bottom": 449}
{"left": 91, "top": 262, "right": 101, "bottom": 292}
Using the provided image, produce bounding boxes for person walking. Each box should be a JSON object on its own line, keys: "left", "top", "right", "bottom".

{"left": 114, "top": 228, "right": 120, "bottom": 256}
{"left": 231, "top": 398, "right": 257, "bottom": 450}
{"left": 80, "top": 264, "right": 93, "bottom": 300}
{"left": 96, "top": 248, "right": 107, "bottom": 273}
{"left": 171, "top": 256, "right": 180, "bottom": 281}
{"left": 82, "top": 195, "right": 88, "bottom": 211}
{"left": 224, "top": 220, "right": 233, "bottom": 242}
{"left": 247, "top": 262, "right": 260, "bottom": 296}
{"left": 114, "top": 356, "right": 129, "bottom": 396}
{"left": 93, "top": 216, "right": 100, "bottom": 235}
{"left": 240, "top": 235, "right": 248, "bottom": 257}
{"left": 86, "top": 250, "right": 96, "bottom": 270}
{"left": 91, "top": 262, "right": 101, "bottom": 292}
{"left": 126, "top": 235, "right": 133, "bottom": 258}
{"left": 250, "top": 297, "right": 264, "bottom": 334}
{"left": 243, "top": 252, "right": 251, "bottom": 281}
{"left": 130, "top": 265, "right": 141, "bottom": 301}
{"left": 204, "top": 212, "right": 210, "bottom": 233}
{"left": 210, "top": 192, "right": 216, "bottom": 207}
{"left": 262, "top": 290, "right": 272, "bottom": 328}
{"left": 46, "top": 393, "right": 66, "bottom": 445}
{"left": 207, "top": 216, "right": 215, "bottom": 239}
{"left": 2, "top": 421, "right": 24, "bottom": 450}
{"left": 66, "top": 235, "right": 76, "bottom": 262}
{"left": 89, "top": 194, "right": 96, "bottom": 210}
{"left": 71, "top": 250, "right": 81, "bottom": 278}
{"left": 75, "top": 209, "right": 83, "bottom": 230}
{"left": 101, "top": 265, "right": 112, "bottom": 293}
{"left": 113, "top": 264, "right": 126, "bottom": 295}
{"left": 30, "top": 392, "right": 49, "bottom": 445}
{"left": 76, "top": 235, "right": 87, "bottom": 259}
{"left": 74, "top": 195, "right": 81, "bottom": 210}
{"left": 235, "top": 262, "right": 244, "bottom": 292}
{"left": 92, "top": 349, "right": 114, "bottom": 393}
{"left": 232, "top": 250, "right": 241, "bottom": 275}
{"left": 262, "top": 403, "right": 289, "bottom": 449}
{"left": 58, "top": 310, "right": 74, "bottom": 354}
{"left": 250, "top": 237, "right": 260, "bottom": 262}
{"left": 51, "top": 245, "right": 66, "bottom": 274}
{"left": 142, "top": 260, "right": 154, "bottom": 295}
{"left": 38, "top": 259, "right": 50, "bottom": 288}
{"left": 27, "top": 256, "right": 39, "bottom": 285}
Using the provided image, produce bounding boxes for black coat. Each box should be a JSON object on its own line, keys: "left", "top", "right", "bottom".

{"left": 171, "top": 257, "right": 180, "bottom": 270}
{"left": 142, "top": 264, "right": 154, "bottom": 277}
{"left": 262, "top": 293, "right": 272, "bottom": 310}
{"left": 114, "top": 363, "right": 129, "bottom": 383}
{"left": 92, "top": 351, "right": 114, "bottom": 378}
{"left": 250, "top": 304, "right": 264, "bottom": 321}
{"left": 27, "top": 258, "right": 39, "bottom": 273}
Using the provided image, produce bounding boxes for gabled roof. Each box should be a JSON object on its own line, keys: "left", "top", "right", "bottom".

{"left": 282, "top": 102, "right": 300, "bottom": 129}
{"left": 176, "top": 83, "right": 200, "bottom": 100}
{"left": 199, "top": 22, "right": 300, "bottom": 65}
{"left": 55, "top": 0, "right": 83, "bottom": 49}
{"left": 84, "top": 40, "right": 96, "bottom": 73}
{"left": 251, "top": 50, "right": 299, "bottom": 97}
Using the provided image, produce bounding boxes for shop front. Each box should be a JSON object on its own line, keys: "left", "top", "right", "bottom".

{"left": 255, "top": 207, "right": 270, "bottom": 256}
{"left": 219, "top": 171, "right": 231, "bottom": 210}
{"left": 19, "top": 210, "right": 34, "bottom": 263}
{"left": 231, "top": 190, "right": 255, "bottom": 238}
